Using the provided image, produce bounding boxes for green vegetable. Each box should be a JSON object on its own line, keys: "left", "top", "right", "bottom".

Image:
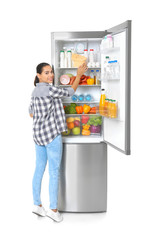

{"left": 70, "top": 103, "right": 77, "bottom": 107}
{"left": 69, "top": 106, "right": 77, "bottom": 114}
{"left": 64, "top": 104, "right": 77, "bottom": 114}
{"left": 87, "top": 116, "right": 102, "bottom": 126}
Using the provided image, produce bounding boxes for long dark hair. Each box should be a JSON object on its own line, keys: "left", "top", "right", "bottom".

{"left": 34, "top": 62, "right": 50, "bottom": 86}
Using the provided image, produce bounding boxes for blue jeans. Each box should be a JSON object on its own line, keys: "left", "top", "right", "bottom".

{"left": 32, "top": 134, "right": 63, "bottom": 209}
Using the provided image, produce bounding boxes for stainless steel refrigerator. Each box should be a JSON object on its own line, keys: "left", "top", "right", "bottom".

{"left": 51, "top": 20, "right": 131, "bottom": 212}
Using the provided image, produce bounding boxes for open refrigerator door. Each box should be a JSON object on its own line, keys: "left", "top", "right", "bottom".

{"left": 101, "top": 21, "right": 131, "bottom": 155}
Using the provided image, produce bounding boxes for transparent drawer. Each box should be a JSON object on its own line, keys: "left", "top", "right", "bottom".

{"left": 62, "top": 115, "right": 102, "bottom": 137}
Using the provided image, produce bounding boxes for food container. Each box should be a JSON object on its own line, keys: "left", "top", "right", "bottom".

{"left": 60, "top": 75, "right": 70, "bottom": 85}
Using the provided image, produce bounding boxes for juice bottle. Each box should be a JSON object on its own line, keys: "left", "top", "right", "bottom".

{"left": 99, "top": 89, "right": 106, "bottom": 116}
{"left": 104, "top": 99, "right": 108, "bottom": 117}
{"left": 107, "top": 99, "right": 112, "bottom": 118}
{"left": 111, "top": 100, "right": 117, "bottom": 118}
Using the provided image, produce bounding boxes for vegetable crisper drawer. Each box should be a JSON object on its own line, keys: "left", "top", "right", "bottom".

{"left": 62, "top": 115, "right": 102, "bottom": 137}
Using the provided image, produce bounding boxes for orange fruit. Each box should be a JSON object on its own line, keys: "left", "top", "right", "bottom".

{"left": 67, "top": 122, "right": 74, "bottom": 129}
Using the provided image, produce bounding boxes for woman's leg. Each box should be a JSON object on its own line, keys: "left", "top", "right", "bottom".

{"left": 32, "top": 144, "right": 47, "bottom": 206}
{"left": 46, "top": 134, "right": 63, "bottom": 210}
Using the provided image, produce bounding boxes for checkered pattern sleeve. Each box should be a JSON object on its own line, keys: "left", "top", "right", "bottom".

{"left": 28, "top": 97, "right": 34, "bottom": 114}
{"left": 49, "top": 86, "right": 75, "bottom": 98}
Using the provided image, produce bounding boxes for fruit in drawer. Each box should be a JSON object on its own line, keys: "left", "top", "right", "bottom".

{"left": 62, "top": 128, "right": 71, "bottom": 136}
{"left": 74, "top": 117, "right": 80, "bottom": 121}
{"left": 81, "top": 115, "right": 89, "bottom": 124}
{"left": 72, "top": 127, "right": 80, "bottom": 135}
{"left": 66, "top": 117, "right": 74, "bottom": 123}
{"left": 67, "top": 122, "right": 74, "bottom": 129}
{"left": 74, "top": 120, "right": 80, "bottom": 127}
{"left": 82, "top": 124, "right": 90, "bottom": 130}
{"left": 82, "top": 129, "right": 91, "bottom": 136}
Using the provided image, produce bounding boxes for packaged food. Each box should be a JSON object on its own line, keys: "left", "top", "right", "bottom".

{"left": 60, "top": 75, "right": 70, "bottom": 85}
{"left": 71, "top": 53, "right": 87, "bottom": 67}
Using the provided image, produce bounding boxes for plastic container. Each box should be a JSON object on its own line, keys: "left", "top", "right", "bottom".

{"left": 84, "top": 49, "right": 88, "bottom": 63}
{"left": 111, "top": 100, "right": 117, "bottom": 118}
{"left": 103, "top": 98, "right": 108, "bottom": 117}
{"left": 71, "top": 94, "right": 78, "bottom": 102}
{"left": 108, "top": 61, "right": 114, "bottom": 79}
{"left": 89, "top": 49, "right": 94, "bottom": 63}
{"left": 78, "top": 94, "right": 85, "bottom": 102}
{"left": 60, "top": 50, "right": 64, "bottom": 68}
{"left": 103, "top": 56, "right": 110, "bottom": 79}
{"left": 107, "top": 34, "right": 114, "bottom": 48}
{"left": 101, "top": 36, "right": 107, "bottom": 50}
{"left": 63, "top": 47, "right": 68, "bottom": 68}
{"left": 95, "top": 70, "right": 100, "bottom": 85}
{"left": 67, "top": 50, "right": 72, "bottom": 68}
{"left": 114, "top": 60, "right": 120, "bottom": 79}
{"left": 90, "top": 70, "right": 95, "bottom": 84}
{"left": 85, "top": 94, "right": 92, "bottom": 102}
{"left": 99, "top": 89, "right": 106, "bottom": 116}
{"left": 107, "top": 99, "right": 111, "bottom": 117}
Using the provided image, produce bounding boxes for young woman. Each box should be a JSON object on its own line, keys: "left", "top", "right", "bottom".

{"left": 29, "top": 62, "right": 88, "bottom": 222}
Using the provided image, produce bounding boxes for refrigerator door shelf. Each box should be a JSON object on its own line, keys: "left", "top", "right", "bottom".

{"left": 100, "top": 47, "right": 120, "bottom": 54}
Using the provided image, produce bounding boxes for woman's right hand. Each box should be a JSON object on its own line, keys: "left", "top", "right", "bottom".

{"left": 77, "top": 63, "right": 88, "bottom": 77}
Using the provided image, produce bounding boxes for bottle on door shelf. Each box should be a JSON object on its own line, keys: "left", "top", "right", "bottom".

{"left": 107, "top": 99, "right": 117, "bottom": 118}
{"left": 107, "top": 34, "right": 114, "bottom": 48}
{"left": 103, "top": 98, "right": 108, "bottom": 117}
{"left": 107, "top": 99, "right": 112, "bottom": 118}
{"left": 103, "top": 56, "right": 110, "bottom": 79}
{"left": 99, "top": 89, "right": 106, "bottom": 116}
{"left": 111, "top": 100, "right": 117, "bottom": 118}
{"left": 114, "top": 60, "right": 120, "bottom": 79}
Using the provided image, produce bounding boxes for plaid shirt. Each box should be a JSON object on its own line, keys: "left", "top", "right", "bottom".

{"left": 29, "top": 82, "right": 75, "bottom": 145}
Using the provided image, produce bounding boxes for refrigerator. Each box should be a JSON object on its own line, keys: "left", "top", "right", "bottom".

{"left": 51, "top": 20, "right": 131, "bottom": 212}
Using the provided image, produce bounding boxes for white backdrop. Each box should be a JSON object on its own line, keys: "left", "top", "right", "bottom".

{"left": 0, "top": 0, "right": 156, "bottom": 239}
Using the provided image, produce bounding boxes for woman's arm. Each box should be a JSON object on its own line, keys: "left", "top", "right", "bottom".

{"left": 71, "top": 63, "right": 88, "bottom": 91}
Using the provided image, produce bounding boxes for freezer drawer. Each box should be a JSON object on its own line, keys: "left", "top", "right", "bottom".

{"left": 58, "top": 143, "right": 107, "bottom": 212}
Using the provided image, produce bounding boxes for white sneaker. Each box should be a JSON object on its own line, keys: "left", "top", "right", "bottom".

{"left": 32, "top": 205, "right": 46, "bottom": 217}
{"left": 46, "top": 209, "right": 63, "bottom": 222}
